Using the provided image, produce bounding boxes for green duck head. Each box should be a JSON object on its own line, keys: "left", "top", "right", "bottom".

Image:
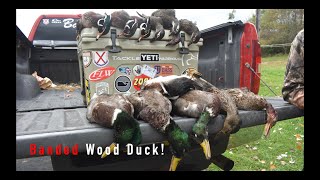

{"left": 101, "top": 110, "right": 142, "bottom": 158}
{"left": 164, "top": 120, "right": 191, "bottom": 171}
{"left": 191, "top": 111, "right": 211, "bottom": 160}
{"left": 96, "top": 13, "right": 111, "bottom": 41}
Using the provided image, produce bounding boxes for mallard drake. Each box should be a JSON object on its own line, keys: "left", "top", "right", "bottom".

{"left": 136, "top": 12, "right": 165, "bottom": 42}
{"left": 126, "top": 89, "right": 192, "bottom": 171}
{"left": 140, "top": 75, "right": 201, "bottom": 100}
{"left": 224, "top": 87, "right": 278, "bottom": 137}
{"left": 86, "top": 93, "right": 142, "bottom": 158}
{"left": 173, "top": 90, "right": 222, "bottom": 160}
{"left": 76, "top": 11, "right": 111, "bottom": 41}
{"left": 166, "top": 19, "right": 201, "bottom": 46}
{"left": 182, "top": 68, "right": 241, "bottom": 138}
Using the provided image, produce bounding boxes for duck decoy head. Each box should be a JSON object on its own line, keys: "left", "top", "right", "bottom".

{"left": 120, "top": 18, "right": 138, "bottom": 38}
{"left": 187, "top": 31, "right": 201, "bottom": 46}
{"left": 96, "top": 14, "right": 111, "bottom": 41}
{"left": 169, "top": 20, "right": 180, "bottom": 36}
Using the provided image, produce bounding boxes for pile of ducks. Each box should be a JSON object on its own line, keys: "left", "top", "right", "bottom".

{"left": 86, "top": 68, "right": 278, "bottom": 171}
{"left": 76, "top": 9, "right": 201, "bottom": 46}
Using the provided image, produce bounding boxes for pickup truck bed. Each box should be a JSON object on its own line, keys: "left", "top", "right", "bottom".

{"left": 16, "top": 89, "right": 304, "bottom": 171}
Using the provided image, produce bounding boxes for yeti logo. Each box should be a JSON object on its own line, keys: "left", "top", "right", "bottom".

{"left": 141, "top": 54, "right": 160, "bottom": 61}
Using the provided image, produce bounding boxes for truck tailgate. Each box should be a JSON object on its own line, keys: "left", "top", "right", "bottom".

{"left": 16, "top": 89, "right": 304, "bottom": 159}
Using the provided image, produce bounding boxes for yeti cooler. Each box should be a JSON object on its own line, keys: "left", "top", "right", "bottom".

{"left": 77, "top": 27, "right": 203, "bottom": 105}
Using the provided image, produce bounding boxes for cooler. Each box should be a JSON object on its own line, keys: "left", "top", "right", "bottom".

{"left": 77, "top": 27, "right": 203, "bottom": 105}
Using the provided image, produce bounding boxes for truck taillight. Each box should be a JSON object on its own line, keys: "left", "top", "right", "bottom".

{"left": 240, "top": 23, "right": 261, "bottom": 94}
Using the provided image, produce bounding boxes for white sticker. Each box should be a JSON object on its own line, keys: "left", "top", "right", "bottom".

{"left": 96, "top": 82, "right": 109, "bottom": 95}
{"left": 94, "top": 51, "right": 109, "bottom": 67}
{"left": 141, "top": 64, "right": 157, "bottom": 78}
{"left": 133, "top": 65, "right": 143, "bottom": 76}
{"left": 82, "top": 52, "right": 91, "bottom": 68}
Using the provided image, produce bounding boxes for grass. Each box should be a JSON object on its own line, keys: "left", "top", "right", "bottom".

{"left": 206, "top": 54, "right": 304, "bottom": 171}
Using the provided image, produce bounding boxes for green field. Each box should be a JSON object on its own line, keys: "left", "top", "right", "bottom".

{"left": 207, "top": 54, "right": 304, "bottom": 171}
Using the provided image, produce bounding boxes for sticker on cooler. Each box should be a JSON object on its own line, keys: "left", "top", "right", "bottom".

{"left": 82, "top": 52, "right": 91, "bottom": 68}
{"left": 118, "top": 67, "right": 131, "bottom": 75}
{"left": 85, "top": 79, "right": 91, "bottom": 105}
{"left": 96, "top": 82, "right": 109, "bottom": 95}
{"left": 133, "top": 74, "right": 152, "bottom": 91}
{"left": 141, "top": 64, "right": 157, "bottom": 78}
{"left": 115, "top": 76, "right": 131, "bottom": 92}
{"left": 133, "top": 65, "right": 143, "bottom": 76}
{"left": 89, "top": 66, "right": 116, "bottom": 82}
{"left": 160, "top": 64, "right": 173, "bottom": 75}
{"left": 93, "top": 51, "right": 109, "bottom": 67}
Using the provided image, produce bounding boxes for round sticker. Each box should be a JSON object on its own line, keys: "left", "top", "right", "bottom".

{"left": 115, "top": 76, "right": 131, "bottom": 92}
{"left": 132, "top": 65, "right": 142, "bottom": 76}
{"left": 133, "top": 74, "right": 152, "bottom": 91}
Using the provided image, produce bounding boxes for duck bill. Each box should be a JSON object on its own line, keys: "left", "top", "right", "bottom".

{"left": 96, "top": 32, "right": 103, "bottom": 41}
{"left": 263, "top": 123, "right": 272, "bottom": 138}
{"left": 101, "top": 142, "right": 116, "bottom": 158}
{"left": 187, "top": 41, "right": 193, "bottom": 46}
{"left": 137, "top": 35, "right": 144, "bottom": 42}
{"left": 200, "top": 139, "right": 211, "bottom": 160}
{"left": 169, "top": 156, "right": 181, "bottom": 171}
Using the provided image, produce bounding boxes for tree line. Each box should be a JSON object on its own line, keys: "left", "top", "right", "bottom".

{"left": 247, "top": 9, "right": 304, "bottom": 45}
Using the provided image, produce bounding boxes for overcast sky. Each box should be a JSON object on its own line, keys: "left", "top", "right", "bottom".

{"left": 16, "top": 9, "right": 256, "bottom": 37}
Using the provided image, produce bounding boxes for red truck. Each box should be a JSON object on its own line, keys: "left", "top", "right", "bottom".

{"left": 16, "top": 14, "right": 304, "bottom": 171}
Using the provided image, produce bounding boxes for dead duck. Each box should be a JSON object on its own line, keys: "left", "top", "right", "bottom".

{"left": 151, "top": 9, "right": 180, "bottom": 34}
{"left": 136, "top": 12, "right": 165, "bottom": 42}
{"left": 118, "top": 16, "right": 144, "bottom": 38}
{"left": 182, "top": 68, "right": 241, "bottom": 139}
{"left": 172, "top": 89, "right": 222, "bottom": 160}
{"left": 86, "top": 93, "right": 142, "bottom": 158}
{"left": 224, "top": 87, "right": 278, "bottom": 137}
{"left": 166, "top": 19, "right": 201, "bottom": 46}
{"left": 110, "top": 10, "right": 137, "bottom": 38}
{"left": 126, "top": 89, "right": 192, "bottom": 171}
{"left": 76, "top": 11, "right": 111, "bottom": 41}
{"left": 140, "top": 75, "right": 201, "bottom": 100}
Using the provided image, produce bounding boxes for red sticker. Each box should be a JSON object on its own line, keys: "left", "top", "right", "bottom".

{"left": 89, "top": 66, "right": 116, "bottom": 82}
{"left": 133, "top": 74, "right": 152, "bottom": 91}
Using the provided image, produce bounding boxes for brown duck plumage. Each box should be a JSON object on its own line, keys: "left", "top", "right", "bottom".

{"left": 86, "top": 93, "right": 134, "bottom": 127}
{"left": 151, "top": 9, "right": 178, "bottom": 30}
{"left": 76, "top": 11, "right": 105, "bottom": 39}
{"left": 111, "top": 10, "right": 131, "bottom": 29}
{"left": 126, "top": 89, "right": 172, "bottom": 131}
{"left": 173, "top": 90, "right": 221, "bottom": 118}
{"left": 224, "top": 87, "right": 278, "bottom": 137}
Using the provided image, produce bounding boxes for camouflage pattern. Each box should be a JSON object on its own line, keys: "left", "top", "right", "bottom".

{"left": 282, "top": 29, "right": 304, "bottom": 109}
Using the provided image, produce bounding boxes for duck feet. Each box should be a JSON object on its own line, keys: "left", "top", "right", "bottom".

{"left": 169, "top": 155, "right": 182, "bottom": 171}
{"left": 263, "top": 103, "right": 278, "bottom": 138}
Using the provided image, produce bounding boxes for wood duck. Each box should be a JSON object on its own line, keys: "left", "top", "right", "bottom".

{"left": 166, "top": 19, "right": 201, "bottom": 46}
{"left": 136, "top": 12, "right": 165, "bottom": 42}
{"left": 119, "top": 16, "right": 144, "bottom": 38}
{"left": 96, "top": 13, "right": 111, "bottom": 40}
{"left": 126, "top": 89, "right": 192, "bottom": 171}
{"left": 172, "top": 90, "right": 222, "bottom": 160}
{"left": 86, "top": 93, "right": 142, "bottom": 158}
{"left": 151, "top": 9, "right": 180, "bottom": 35}
{"left": 224, "top": 87, "right": 278, "bottom": 137}
{"left": 110, "top": 10, "right": 131, "bottom": 28}
{"left": 76, "top": 11, "right": 110, "bottom": 41}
